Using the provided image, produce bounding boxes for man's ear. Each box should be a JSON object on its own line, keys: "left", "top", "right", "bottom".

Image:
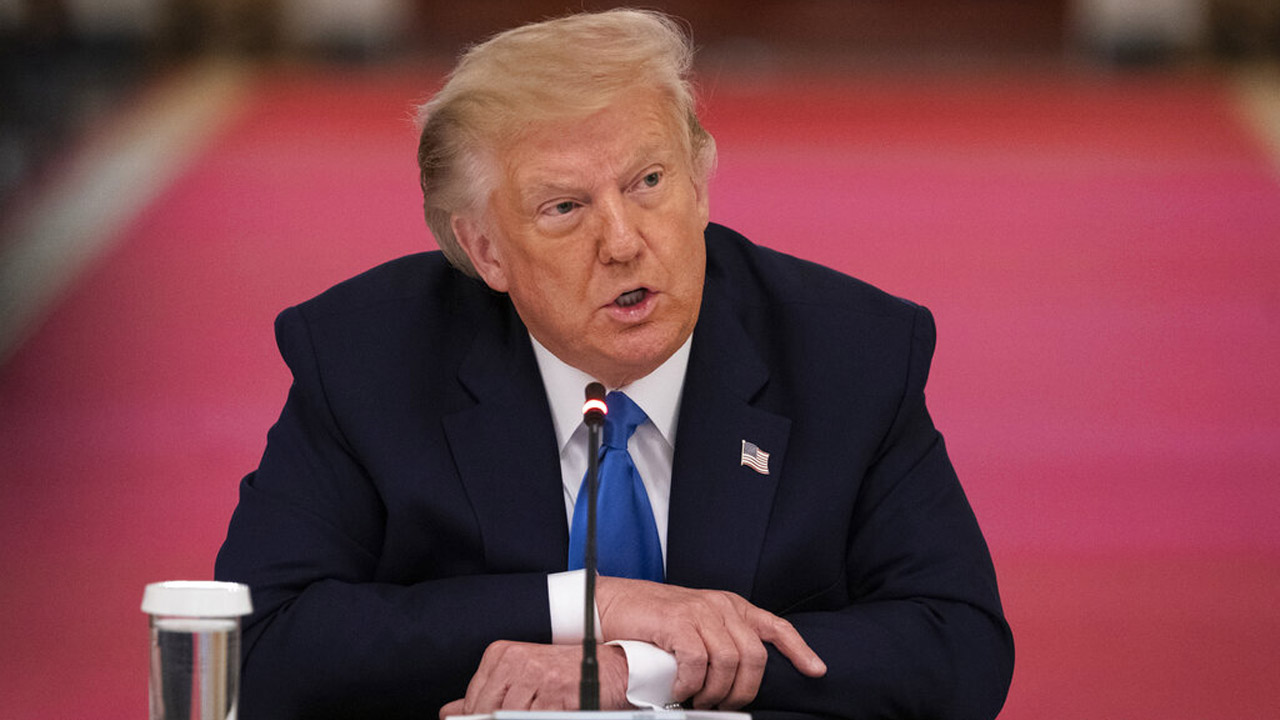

{"left": 451, "top": 214, "right": 509, "bottom": 292}
{"left": 694, "top": 175, "right": 710, "bottom": 229}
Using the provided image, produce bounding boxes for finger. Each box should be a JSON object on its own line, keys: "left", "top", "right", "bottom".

{"left": 439, "top": 699, "right": 465, "bottom": 719}
{"left": 529, "top": 689, "right": 567, "bottom": 711}
{"left": 689, "top": 618, "right": 741, "bottom": 709}
{"left": 499, "top": 680, "right": 536, "bottom": 710}
{"left": 465, "top": 642, "right": 510, "bottom": 713}
{"left": 691, "top": 632, "right": 742, "bottom": 707}
{"left": 460, "top": 662, "right": 487, "bottom": 714}
{"left": 692, "top": 592, "right": 772, "bottom": 708}
{"left": 752, "top": 612, "right": 827, "bottom": 677}
{"left": 666, "top": 630, "right": 710, "bottom": 701}
{"left": 467, "top": 672, "right": 513, "bottom": 713}
{"left": 716, "top": 622, "right": 768, "bottom": 709}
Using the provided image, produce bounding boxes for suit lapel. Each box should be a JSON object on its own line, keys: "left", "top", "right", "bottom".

{"left": 666, "top": 287, "right": 791, "bottom": 599}
{"left": 437, "top": 259, "right": 794, "bottom": 590}
{"left": 442, "top": 301, "right": 569, "bottom": 573}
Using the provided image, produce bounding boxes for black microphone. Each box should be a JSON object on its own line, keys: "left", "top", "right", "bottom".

{"left": 579, "top": 382, "right": 607, "bottom": 710}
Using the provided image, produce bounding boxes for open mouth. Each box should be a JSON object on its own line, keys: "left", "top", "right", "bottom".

{"left": 614, "top": 289, "right": 648, "bottom": 307}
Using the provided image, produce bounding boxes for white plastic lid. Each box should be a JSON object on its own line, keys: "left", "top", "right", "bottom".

{"left": 141, "top": 581, "right": 253, "bottom": 618}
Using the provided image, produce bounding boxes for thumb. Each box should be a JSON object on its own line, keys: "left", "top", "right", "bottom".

{"left": 439, "top": 699, "right": 466, "bottom": 719}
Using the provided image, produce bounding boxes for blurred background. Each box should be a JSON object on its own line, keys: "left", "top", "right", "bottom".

{"left": 3, "top": 0, "right": 1279, "bottom": 219}
{"left": 2, "top": 1, "right": 1278, "bottom": 718}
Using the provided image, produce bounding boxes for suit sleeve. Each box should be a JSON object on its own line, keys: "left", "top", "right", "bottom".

{"left": 750, "top": 306, "right": 1014, "bottom": 720}
{"left": 214, "top": 306, "right": 551, "bottom": 719}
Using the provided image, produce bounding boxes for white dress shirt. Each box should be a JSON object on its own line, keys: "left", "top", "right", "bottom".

{"left": 531, "top": 334, "right": 691, "bottom": 708}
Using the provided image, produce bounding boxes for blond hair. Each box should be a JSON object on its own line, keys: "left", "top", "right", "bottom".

{"left": 415, "top": 8, "right": 716, "bottom": 277}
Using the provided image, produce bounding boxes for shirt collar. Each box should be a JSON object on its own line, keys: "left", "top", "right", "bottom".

{"left": 531, "top": 334, "right": 692, "bottom": 453}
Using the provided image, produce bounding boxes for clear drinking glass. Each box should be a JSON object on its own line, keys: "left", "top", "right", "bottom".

{"left": 142, "top": 581, "right": 252, "bottom": 720}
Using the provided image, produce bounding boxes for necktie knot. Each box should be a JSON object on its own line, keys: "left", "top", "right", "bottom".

{"left": 602, "top": 391, "right": 646, "bottom": 450}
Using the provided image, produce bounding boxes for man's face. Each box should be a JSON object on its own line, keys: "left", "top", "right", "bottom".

{"left": 454, "top": 87, "right": 709, "bottom": 387}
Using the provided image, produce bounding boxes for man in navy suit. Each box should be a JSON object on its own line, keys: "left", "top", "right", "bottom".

{"left": 215, "top": 9, "right": 1013, "bottom": 719}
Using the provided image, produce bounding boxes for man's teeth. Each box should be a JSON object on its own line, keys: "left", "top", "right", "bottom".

{"left": 616, "top": 289, "right": 646, "bottom": 307}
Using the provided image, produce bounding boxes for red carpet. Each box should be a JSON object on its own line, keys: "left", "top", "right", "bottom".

{"left": 1, "top": 65, "right": 1277, "bottom": 718}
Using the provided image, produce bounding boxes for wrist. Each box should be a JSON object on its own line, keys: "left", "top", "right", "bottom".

{"left": 598, "top": 643, "right": 635, "bottom": 709}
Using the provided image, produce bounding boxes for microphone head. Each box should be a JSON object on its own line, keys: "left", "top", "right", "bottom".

{"left": 583, "top": 382, "right": 607, "bottom": 427}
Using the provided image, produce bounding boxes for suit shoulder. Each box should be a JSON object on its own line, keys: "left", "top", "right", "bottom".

{"left": 273, "top": 251, "right": 509, "bottom": 364}
{"left": 704, "top": 223, "right": 922, "bottom": 322}
{"left": 293, "top": 252, "right": 458, "bottom": 318}
{"left": 282, "top": 251, "right": 506, "bottom": 332}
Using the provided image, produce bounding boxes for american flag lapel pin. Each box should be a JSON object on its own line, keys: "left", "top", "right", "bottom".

{"left": 740, "top": 440, "right": 770, "bottom": 475}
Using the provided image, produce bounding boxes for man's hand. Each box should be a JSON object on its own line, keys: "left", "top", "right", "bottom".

{"left": 439, "top": 641, "right": 630, "bottom": 718}
{"left": 595, "top": 577, "right": 827, "bottom": 709}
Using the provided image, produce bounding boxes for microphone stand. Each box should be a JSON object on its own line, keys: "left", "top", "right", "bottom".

{"left": 580, "top": 383, "right": 606, "bottom": 710}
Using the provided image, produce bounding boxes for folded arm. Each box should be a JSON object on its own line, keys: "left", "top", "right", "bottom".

{"left": 581, "top": 306, "right": 1013, "bottom": 719}
{"left": 215, "top": 306, "right": 557, "bottom": 717}
{"left": 749, "top": 306, "right": 1014, "bottom": 718}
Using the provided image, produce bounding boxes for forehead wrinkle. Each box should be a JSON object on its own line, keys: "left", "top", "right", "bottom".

{"left": 517, "top": 138, "right": 676, "bottom": 201}
{"left": 504, "top": 94, "right": 686, "bottom": 208}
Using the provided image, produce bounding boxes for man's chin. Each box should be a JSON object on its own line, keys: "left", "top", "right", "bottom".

{"left": 592, "top": 334, "right": 686, "bottom": 386}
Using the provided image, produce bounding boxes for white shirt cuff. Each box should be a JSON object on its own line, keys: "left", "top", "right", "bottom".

{"left": 547, "top": 569, "right": 599, "bottom": 643}
{"left": 609, "top": 640, "right": 679, "bottom": 709}
{"left": 548, "top": 572, "right": 677, "bottom": 708}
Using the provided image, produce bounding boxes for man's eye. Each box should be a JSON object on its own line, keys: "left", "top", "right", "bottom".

{"left": 641, "top": 171, "right": 661, "bottom": 187}
{"left": 550, "top": 201, "right": 578, "bottom": 215}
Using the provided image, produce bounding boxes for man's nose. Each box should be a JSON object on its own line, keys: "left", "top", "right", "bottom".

{"left": 596, "top": 194, "right": 643, "bottom": 264}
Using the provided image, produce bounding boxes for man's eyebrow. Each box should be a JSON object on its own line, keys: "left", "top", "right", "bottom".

{"left": 615, "top": 144, "right": 681, "bottom": 183}
{"left": 518, "top": 180, "right": 578, "bottom": 206}
{"left": 517, "top": 144, "right": 677, "bottom": 202}
{"left": 632, "top": 142, "right": 674, "bottom": 166}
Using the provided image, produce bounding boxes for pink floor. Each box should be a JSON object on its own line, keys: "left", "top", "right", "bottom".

{"left": 2, "top": 65, "right": 1277, "bottom": 718}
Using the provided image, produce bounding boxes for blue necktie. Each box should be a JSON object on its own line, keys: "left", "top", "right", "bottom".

{"left": 568, "top": 391, "right": 664, "bottom": 582}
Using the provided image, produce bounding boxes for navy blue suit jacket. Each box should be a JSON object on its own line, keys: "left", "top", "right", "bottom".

{"left": 215, "top": 223, "right": 1013, "bottom": 719}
